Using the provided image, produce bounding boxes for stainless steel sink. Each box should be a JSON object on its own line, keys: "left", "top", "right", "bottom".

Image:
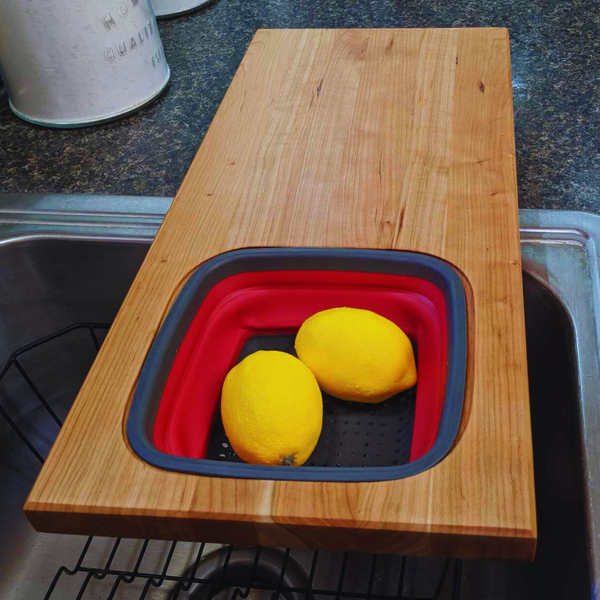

{"left": 1, "top": 194, "right": 598, "bottom": 599}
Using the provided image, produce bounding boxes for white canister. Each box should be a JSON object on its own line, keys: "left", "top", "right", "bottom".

{"left": 0, "top": 0, "right": 170, "bottom": 128}
{"left": 152, "top": 0, "right": 216, "bottom": 19}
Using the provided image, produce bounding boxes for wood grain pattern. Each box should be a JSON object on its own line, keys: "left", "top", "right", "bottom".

{"left": 25, "top": 28, "right": 536, "bottom": 560}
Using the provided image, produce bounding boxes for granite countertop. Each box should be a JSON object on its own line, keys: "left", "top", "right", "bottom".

{"left": 0, "top": 0, "right": 599, "bottom": 211}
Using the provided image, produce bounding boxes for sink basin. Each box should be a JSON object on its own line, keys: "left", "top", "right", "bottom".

{"left": 0, "top": 194, "right": 598, "bottom": 599}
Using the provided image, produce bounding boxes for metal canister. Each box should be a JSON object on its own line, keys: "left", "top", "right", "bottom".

{"left": 152, "top": 0, "right": 217, "bottom": 19}
{"left": 0, "top": 0, "right": 170, "bottom": 128}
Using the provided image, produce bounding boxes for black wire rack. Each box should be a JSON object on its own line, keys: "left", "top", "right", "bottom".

{"left": 0, "top": 323, "right": 463, "bottom": 600}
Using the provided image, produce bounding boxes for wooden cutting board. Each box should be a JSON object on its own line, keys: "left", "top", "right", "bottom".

{"left": 25, "top": 28, "right": 536, "bottom": 560}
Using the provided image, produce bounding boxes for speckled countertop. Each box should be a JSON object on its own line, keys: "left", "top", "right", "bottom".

{"left": 1, "top": 0, "right": 599, "bottom": 211}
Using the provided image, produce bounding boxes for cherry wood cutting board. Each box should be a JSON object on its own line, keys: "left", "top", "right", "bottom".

{"left": 25, "top": 28, "right": 536, "bottom": 560}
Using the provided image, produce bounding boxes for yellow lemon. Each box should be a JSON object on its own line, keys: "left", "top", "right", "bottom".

{"left": 295, "top": 307, "right": 417, "bottom": 403}
{"left": 221, "top": 351, "right": 323, "bottom": 466}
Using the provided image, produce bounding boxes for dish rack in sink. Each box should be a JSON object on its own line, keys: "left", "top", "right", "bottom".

{"left": 0, "top": 322, "right": 462, "bottom": 600}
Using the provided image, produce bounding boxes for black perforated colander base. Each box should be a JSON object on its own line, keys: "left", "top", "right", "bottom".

{"left": 205, "top": 334, "right": 417, "bottom": 468}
